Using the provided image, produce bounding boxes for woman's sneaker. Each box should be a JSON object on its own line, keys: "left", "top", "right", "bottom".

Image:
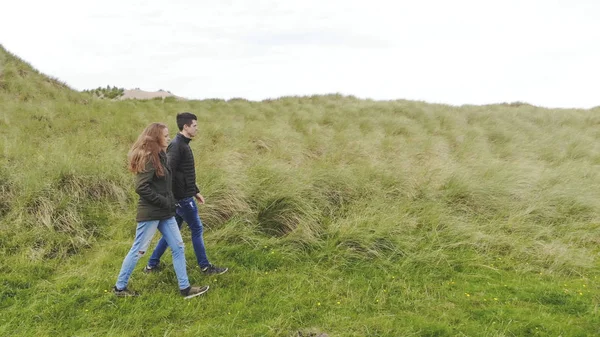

{"left": 113, "top": 286, "right": 139, "bottom": 297}
{"left": 143, "top": 264, "right": 160, "bottom": 274}
{"left": 201, "top": 264, "right": 228, "bottom": 275}
{"left": 180, "top": 285, "right": 210, "bottom": 299}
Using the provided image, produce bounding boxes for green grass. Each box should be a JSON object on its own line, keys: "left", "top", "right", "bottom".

{"left": 1, "top": 44, "right": 599, "bottom": 336}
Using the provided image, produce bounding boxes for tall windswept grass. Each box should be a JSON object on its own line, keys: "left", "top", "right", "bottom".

{"left": 1, "top": 44, "right": 599, "bottom": 336}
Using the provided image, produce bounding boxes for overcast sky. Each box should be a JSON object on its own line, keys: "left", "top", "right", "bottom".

{"left": 1, "top": 0, "right": 598, "bottom": 108}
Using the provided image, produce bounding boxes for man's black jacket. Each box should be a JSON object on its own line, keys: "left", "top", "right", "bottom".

{"left": 167, "top": 133, "right": 200, "bottom": 200}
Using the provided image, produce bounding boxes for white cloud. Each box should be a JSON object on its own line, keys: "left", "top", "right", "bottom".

{"left": 1, "top": 0, "right": 598, "bottom": 108}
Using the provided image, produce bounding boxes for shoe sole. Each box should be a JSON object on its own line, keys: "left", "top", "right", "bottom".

{"left": 113, "top": 291, "right": 140, "bottom": 297}
{"left": 202, "top": 268, "right": 229, "bottom": 275}
{"left": 183, "top": 285, "right": 210, "bottom": 300}
{"left": 114, "top": 293, "right": 139, "bottom": 297}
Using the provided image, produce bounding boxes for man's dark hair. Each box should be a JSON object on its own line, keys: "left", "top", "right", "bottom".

{"left": 176, "top": 112, "right": 197, "bottom": 131}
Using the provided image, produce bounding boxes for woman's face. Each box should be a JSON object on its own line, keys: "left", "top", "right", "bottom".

{"left": 160, "top": 127, "right": 170, "bottom": 150}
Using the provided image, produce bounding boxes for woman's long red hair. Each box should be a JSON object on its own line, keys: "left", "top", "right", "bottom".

{"left": 127, "top": 123, "right": 167, "bottom": 177}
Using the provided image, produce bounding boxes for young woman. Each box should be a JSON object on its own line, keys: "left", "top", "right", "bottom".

{"left": 113, "top": 122, "right": 209, "bottom": 299}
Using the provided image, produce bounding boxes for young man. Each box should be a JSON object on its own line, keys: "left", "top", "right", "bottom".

{"left": 145, "top": 112, "right": 228, "bottom": 275}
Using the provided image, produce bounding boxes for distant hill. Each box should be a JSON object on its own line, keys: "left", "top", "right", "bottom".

{"left": 82, "top": 86, "right": 186, "bottom": 100}
{"left": 119, "top": 88, "right": 186, "bottom": 100}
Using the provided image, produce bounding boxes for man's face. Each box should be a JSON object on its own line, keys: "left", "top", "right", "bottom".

{"left": 184, "top": 120, "right": 198, "bottom": 137}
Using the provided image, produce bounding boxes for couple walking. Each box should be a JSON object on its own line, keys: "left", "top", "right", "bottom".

{"left": 113, "top": 112, "right": 227, "bottom": 299}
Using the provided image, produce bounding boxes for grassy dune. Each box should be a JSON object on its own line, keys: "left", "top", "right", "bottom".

{"left": 1, "top": 45, "right": 599, "bottom": 336}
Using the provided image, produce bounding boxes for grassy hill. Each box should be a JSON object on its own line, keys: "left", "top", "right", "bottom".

{"left": 1, "top": 44, "right": 599, "bottom": 336}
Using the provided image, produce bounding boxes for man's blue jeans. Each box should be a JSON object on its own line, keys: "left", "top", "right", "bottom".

{"left": 148, "top": 197, "right": 210, "bottom": 268}
{"left": 115, "top": 217, "right": 190, "bottom": 290}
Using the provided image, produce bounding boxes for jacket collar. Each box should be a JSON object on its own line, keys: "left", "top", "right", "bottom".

{"left": 177, "top": 133, "right": 192, "bottom": 144}
{"left": 159, "top": 151, "right": 170, "bottom": 172}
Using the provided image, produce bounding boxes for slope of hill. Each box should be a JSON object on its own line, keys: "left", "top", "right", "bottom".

{"left": 0, "top": 45, "right": 84, "bottom": 103}
{"left": 1, "top": 44, "right": 599, "bottom": 336}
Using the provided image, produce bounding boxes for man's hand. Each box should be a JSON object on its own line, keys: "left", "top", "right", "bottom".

{"left": 195, "top": 193, "right": 205, "bottom": 204}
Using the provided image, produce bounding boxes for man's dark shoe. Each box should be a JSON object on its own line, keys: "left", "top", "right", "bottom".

{"left": 143, "top": 264, "right": 160, "bottom": 274}
{"left": 113, "top": 286, "right": 139, "bottom": 297}
{"left": 201, "top": 264, "right": 228, "bottom": 275}
{"left": 180, "top": 285, "right": 209, "bottom": 299}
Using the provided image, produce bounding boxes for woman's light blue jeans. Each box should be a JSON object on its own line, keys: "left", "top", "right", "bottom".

{"left": 115, "top": 217, "right": 190, "bottom": 290}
